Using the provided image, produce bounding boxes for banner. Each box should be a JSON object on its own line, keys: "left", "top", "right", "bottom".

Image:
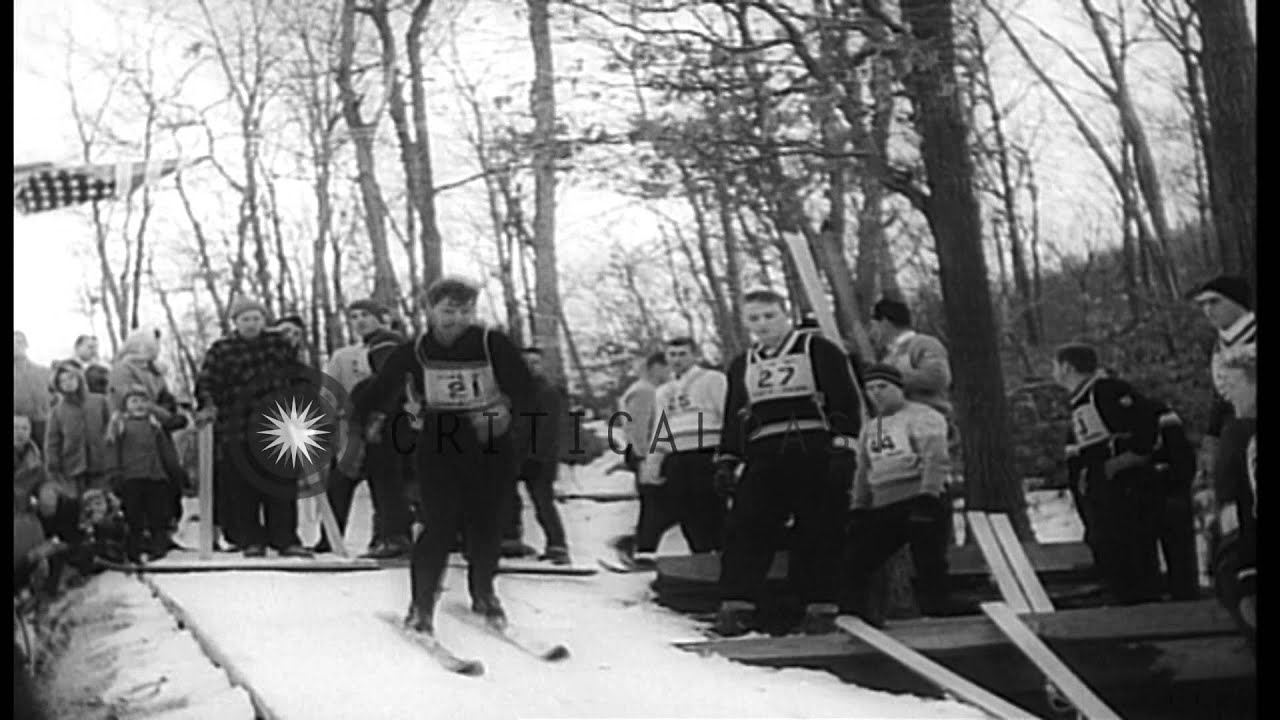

{"left": 13, "top": 158, "right": 188, "bottom": 215}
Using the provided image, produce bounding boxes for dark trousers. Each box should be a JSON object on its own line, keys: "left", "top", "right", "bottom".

{"left": 218, "top": 440, "right": 300, "bottom": 551}
{"left": 213, "top": 444, "right": 240, "bottom": 546}
{"left": 635, "top": 451, "right": 724, "bottom": 554}
{"left": 841, "top": 494, "right": 951, "bottom": 615}
{"left": 119, "top": 477, "right": 172, "bottom": 553}
{"left": 1157, "top": 490, "right": 1200, "bottom": 600}
{"left": 1079, "top": 475, "right": 1163, "bottom": 604}
{"left": 506, "top": 458, "right": 567, "bottom": 551}
{"left": 29, "top": 420, "right": 46, "bottom": 454}
{"left": 410, "top": 439, "right": 518, "bottom": 615}
{"left": 325, "top": 441, "right": 412, "bottom": 546}
{"left": 719, "top": 448, "right": 842, "bottom": 605}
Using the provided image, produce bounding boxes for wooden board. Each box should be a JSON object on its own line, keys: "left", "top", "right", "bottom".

{"left": 198, "top": 424, "right": 214, "bottom": 560}
{"left": 965, "top": 512, "right": 1031, "bottom": 613}
{"left": 305, "top": 471, "right": 349, "bottom": 558}
{"left": 982, "top": 602, "right": 1122, "bottom": 720}
{"left": 989, "top": 514, "right": 1055, "bottom": 613}
{"left": 677, "top": 599, "right": 1241, "bottom": 662}
{"left": 835, "top": 615, "right": 1036, "bottom": 719}
{"left": 100, "top": 552, "right": 381, "bottom": 573}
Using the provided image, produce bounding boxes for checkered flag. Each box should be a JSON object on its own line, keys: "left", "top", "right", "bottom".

{"left": 13, "top": 158, "right": 186, "bottom": 215}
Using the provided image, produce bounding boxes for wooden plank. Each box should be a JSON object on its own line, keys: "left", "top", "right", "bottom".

{"left": 104, "top": 553, "right": 380, "bottom": 573}
{"left": 198, "top": 424, "right": 214, "bottom": 560}
{"left": 835, "top": 616, "right": 1038, "bottom": 719}
{"left": 307, "top": 472, "right": 349, "bottom": 559}
{"left": 966, "top": 512, "right": 1031, "bottom": 613}
{"left": 676, "top": 599, "right": 1242, "bottom": 662}
{"left": 989, "top": 514, "right": 1055, "bottom": 613}
{"left": 982, "top": 602, "right": 1123, "bottom": 720}
{"left": 779, "top": 230, "right": 870, "bottom": 422}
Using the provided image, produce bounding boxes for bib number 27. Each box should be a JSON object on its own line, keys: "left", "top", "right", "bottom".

{"left": 756, "top": 365, "right": 795, "bottom": 389}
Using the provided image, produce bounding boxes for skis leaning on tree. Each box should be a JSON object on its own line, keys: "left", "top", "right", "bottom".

{"left": 376, "top": 612, "right": 486, "bottom": 677}
{"left": 444, "top": 602, "right": 570, "bottom": 662}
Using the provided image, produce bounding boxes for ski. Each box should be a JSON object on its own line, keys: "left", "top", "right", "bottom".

{"left": 597, "top": 556, "right": 656, "bottom": 574}
{"left": 445, "top": 604, "right": 570, "bottom": 662}
{"left": 376, "top": 612, "right": 485, "bottom": 676}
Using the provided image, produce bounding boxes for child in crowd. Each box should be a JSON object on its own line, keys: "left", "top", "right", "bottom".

{"left": 107, "top": 386, "right": 188, "bottom": 560}
{"left": 14, "top": 414, "right": 42, "bottom": 475}
{"left": 44, "top": 362, "right": 112, "bottom": 495}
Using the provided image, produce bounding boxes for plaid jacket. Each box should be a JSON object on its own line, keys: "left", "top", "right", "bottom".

{"left": 195, "top": 331, "right": 298, "bottom": 438}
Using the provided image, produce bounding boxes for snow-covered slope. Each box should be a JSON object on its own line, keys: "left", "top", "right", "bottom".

{"left": 145, "top": 455, "right": 986, "bottom": 719}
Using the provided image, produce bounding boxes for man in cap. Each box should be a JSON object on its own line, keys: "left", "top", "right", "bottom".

{"left": 869, "top": 298, "right": 952, "bottom": 418}
{"left": 355, "top": 277, "right": 537, "bottom": 636}
{"left": 195, "top": 297, "right": 312, "bottom": 558}
{"left": 843, "top": 363, "right": 952, "bottom": 622}
{"left": 1186, "top": 277, "right": 1256, "bottom": 523}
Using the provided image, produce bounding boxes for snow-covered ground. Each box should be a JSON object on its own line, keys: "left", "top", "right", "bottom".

{"left": 137, "top": 454, "right": 987, "bottom": 720}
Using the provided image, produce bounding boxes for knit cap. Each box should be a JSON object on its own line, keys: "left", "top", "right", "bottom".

{"left": 863, "top": 363, "right": 904, "bottom": 389}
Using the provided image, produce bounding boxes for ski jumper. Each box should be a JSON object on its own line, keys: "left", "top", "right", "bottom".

{"left": 717, "top": 330, "right": 862, "bottom": 606}
{"left": 356, "top": 325, "right": 535, "bottom": 618}
{"left": 844, "top": 400, "right": 951, "bottom": 615}
{"left": 1064, "top": 373, "right": 1164, "bottom": 604}
{"left": 636, "top": 366, "right": 728, "bottom": 554}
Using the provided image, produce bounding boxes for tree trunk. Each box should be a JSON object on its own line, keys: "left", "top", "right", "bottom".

{"left": 1194, "top": 0, "right": 1256, "bottom": 284}
{"left": 900, "top": 0, "right": 1028, "bottom": 534}
{"left": 337, "top": 0, "right": 401, "bottom": 310}
{"left": 527, "top": 0, "right": 565, "bottom": 382}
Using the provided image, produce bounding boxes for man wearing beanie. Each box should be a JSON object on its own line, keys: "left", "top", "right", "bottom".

{"left": 1187, "top": 277, "right": 1256, "bottom": 517}
{"left": 842, "top": 363, "right": 952, "bottom": 623}
{"left": 195, "top": 297, "right": 312, "bottom": 558}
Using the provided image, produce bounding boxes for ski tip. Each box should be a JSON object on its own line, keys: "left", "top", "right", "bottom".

{"left": 457, "top": 660, "right": 486, "bottom": 676}
{"left": 542, "top": 645, "right": 570, "bottom": 662}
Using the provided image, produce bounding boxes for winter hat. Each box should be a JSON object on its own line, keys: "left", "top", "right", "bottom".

{"left": 347, "top": 298, "right": 389, "bottom": 318}
{"left": 863, "top": 363, "right": 905, "bottom": 389}
{"left": 275, "top": 314, "right": 306, "bottom": 331}
{"left": 229, "top": 297, "right": 269, "bottom": 320}
{"left": 1186, "top": 275, "right": 1252, "bottom": 311}
{"left": 871, "top": 297, "right": 912, "bottom": 327}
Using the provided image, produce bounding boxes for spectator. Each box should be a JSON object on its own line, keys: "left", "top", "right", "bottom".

{"left": 45, "top": 362, "right": 112, "bottom": 496}
{"left": 1211, "top": 349, "right": 1256, "bottom": 646}
{"left": 108, "top": 326, "right": 188, "bottom": 538}
{"left": 274, "top": 314, "right": 309, "bottom": 364}
{"left": 317, "top": 299, "right": 383, "bottom": 555}
{"left": 869, "top": 298, "right": 953, "bottom": 417}
{"left": 503, "top": 347, "right": 570, "bottom": 564}
{"left": 14, "top": 414, "right": 42, "bottom": 475}
{"left": 106, "top": 386, "right": 189, "bottom": 561}
{"left": 195, "top": 297, "right": 311, "bottom": 558}
{"left": 66, "top": 334, "right": 110, "bottom": 395}
{"left": 14, "top": 331, "right": 53, "bottom": 451}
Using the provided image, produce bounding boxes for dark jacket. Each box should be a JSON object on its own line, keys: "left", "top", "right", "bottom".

{"left": 195, "top": 331, "right": 298, "bottom": 438}
{"left": 107, "top": 414, "right": 187, "bottom": 485}
{"left": 45, "top": 365, "right": 112, "bottom": 479}
{"left": 512, "top": 377, "right": 566, "bottom": 462}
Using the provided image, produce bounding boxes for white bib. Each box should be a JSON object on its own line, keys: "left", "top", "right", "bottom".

{"left": 1071, "top": 402, "right": 1111, "bottom": 449}
{"left": 745, "top": 333, "right": 816, "bottom": 404}
{"left": 865, "top": 416, "right": 920, "bottom": 479}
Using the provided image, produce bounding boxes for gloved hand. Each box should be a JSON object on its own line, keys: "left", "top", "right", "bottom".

{"left": 1103, "top": 451, "right": 1148, "bottom": 480}
{"left": 713, "top": 456, "right": 742, "bottom": 498}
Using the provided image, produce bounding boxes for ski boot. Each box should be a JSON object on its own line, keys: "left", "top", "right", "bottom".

{"left": 500, "top": 539, "right": 537, "bottom": 558}
{"left": 712, "top": 600, "right": 756, "bottom": 638}
{"left": 799, "top": 603, "right": 840, "bottom": 635}
{"left": 539, "top": 546, "right": 571, "bottom": 566}
{"left": 404, "top": 603, "right": 435, "bottom": 635}
{"left": 471, "top": 594, "right": 508, "bottom": 630}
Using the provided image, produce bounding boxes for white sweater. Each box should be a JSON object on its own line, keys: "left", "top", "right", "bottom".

{"left": 652, "top": 366, "right": 728, "bottom": 453}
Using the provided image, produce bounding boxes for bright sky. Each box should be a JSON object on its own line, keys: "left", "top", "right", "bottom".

{"left": 13, "top": 0, "right": 1255, "bottom": 367}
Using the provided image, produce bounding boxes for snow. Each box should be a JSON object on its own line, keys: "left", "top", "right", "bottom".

{"left": 134, "top": 453, "right": 987, "bottom": 720}
{"left": 27, "top": 571, "right": 255, "bottom": 719}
